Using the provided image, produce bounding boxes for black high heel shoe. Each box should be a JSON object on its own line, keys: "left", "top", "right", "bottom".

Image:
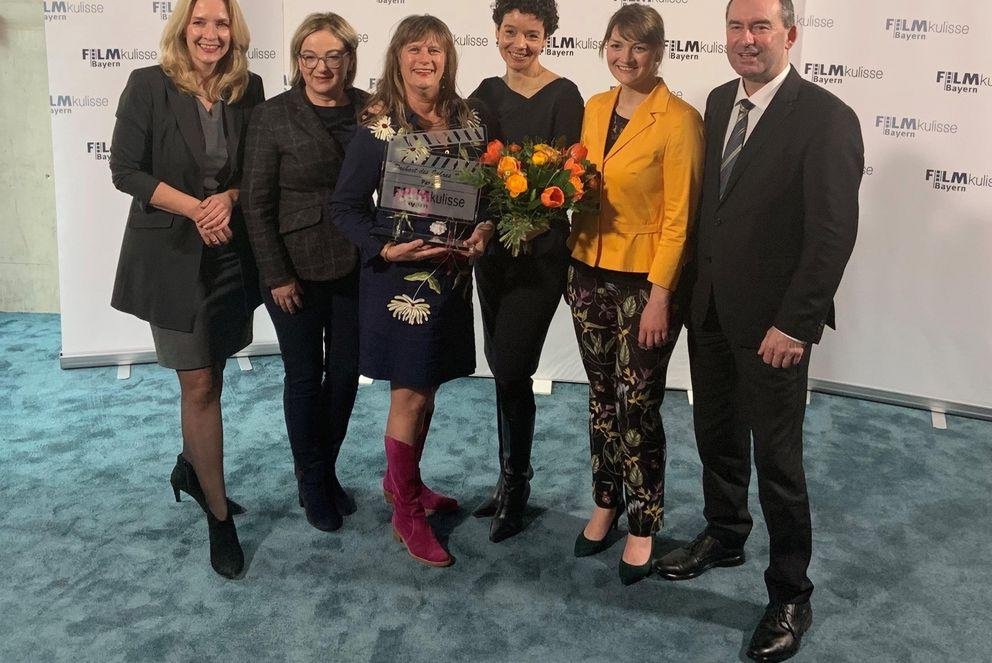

{"left": 618, "top": 536, "right": 659, "bottom": 586}
{"left": 574, "top": 506, "right": 624, "bottom": 558}
{"left": 170, "top": 454, "right": 246, "bottom": 516}
{"left": 206, "top": 508, "right": 244, "bottom": 579}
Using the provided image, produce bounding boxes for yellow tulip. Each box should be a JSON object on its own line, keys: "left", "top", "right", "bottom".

{"left": 505, "top": 172, "right": 528, "bottom": 198}
{"left": 497, "top": 156, "right": 521, "bottom": 178}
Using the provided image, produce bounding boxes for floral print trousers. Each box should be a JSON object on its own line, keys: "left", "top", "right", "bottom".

{"left": 566, "top": 262, "right": 680, "bottom": 537}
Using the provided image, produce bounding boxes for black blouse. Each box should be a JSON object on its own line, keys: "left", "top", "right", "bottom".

{"left": 309, "top": 102, "right": 358, "bottom": 152}
{"left": 469, "top": 76, "right": 584, "bottom": 146}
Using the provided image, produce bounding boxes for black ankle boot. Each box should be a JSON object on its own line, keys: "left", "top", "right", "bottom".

{"left": 489, "top": 477, "right": 531, "bottom": 543}
{"left": 328, "top": 473, "right": 357, "bottom": 516}
{"left": 298, "top": 470, "right": 343, "bottom": 532}
{"left": 206, "top": 508, "right": 244, "bottom": 579}
{"left": 170, "top": 454, "right": 246, "bottom": 516}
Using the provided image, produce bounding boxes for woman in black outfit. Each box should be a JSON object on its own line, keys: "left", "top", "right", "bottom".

{"left": 242, "top": 13, "right": 368, "bottom": 533}
{"left": 109, "top": 0, "right": 263, "bottom": 578}
{"left": 470, "top": 0, "right": 584, "bottom": 542}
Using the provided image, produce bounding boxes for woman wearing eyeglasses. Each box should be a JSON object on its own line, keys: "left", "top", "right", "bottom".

{"left": 243, "top": 13, "right": 369, "bottom": 532}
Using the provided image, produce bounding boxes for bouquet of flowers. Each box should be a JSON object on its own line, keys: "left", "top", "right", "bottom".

{"left": 463, "top": 139, "right": 599, "bottom": 257}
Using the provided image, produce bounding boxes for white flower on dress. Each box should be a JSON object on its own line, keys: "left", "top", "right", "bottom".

{"left": 429, "top": 220, "right": 448, "bottom": 236}
{"left": 368, "top": 115, "right": 396, "bottom": 141}
{"left": 387, "top": 295, "right": 431, "bottom": 325}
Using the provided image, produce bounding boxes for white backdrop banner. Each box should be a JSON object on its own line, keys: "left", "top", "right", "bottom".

{"left": 45, "top": 1, "right": 991, "bottom": 413}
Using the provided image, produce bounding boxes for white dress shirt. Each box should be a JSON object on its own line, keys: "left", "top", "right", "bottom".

{"left": 721, "top": 63, "right": 792, "bottom": 152}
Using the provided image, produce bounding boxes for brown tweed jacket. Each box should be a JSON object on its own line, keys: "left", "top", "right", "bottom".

{"left": 243, "top": 85, "right": 369, "bottom": 287}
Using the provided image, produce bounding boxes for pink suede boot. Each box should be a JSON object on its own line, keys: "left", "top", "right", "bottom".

{"left": 384, "top": 436, "right": 453, "bottom": 567}
{"left": 382, "top": 413, "right": 459, "bottom": 514}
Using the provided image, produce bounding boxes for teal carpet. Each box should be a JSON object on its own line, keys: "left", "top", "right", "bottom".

{"left": 1, "top": 312, "right": 989, "bottom": 662}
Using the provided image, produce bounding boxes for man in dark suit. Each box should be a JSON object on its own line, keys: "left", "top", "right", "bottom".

{"left": 655, "top": 1, "right": 863, "bottom": 660}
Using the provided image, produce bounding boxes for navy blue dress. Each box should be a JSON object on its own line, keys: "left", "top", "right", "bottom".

{"left": 328, "top": 109, "right": 491, "bottom": 388}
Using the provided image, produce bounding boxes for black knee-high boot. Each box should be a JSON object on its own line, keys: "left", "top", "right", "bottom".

{"left": 489, "top": 378, "right": 537, "bottom": 542}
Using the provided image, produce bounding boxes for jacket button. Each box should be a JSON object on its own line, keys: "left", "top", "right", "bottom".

{"left": 714, "top": 216, "right": 723, "bottom": 226}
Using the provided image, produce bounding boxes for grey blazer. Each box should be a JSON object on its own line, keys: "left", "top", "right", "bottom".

{"left": 242, "top": 85, "right": 369, "bottom": 288}
{"left": 109, "top": 65, "right": 265, "bottom": 332}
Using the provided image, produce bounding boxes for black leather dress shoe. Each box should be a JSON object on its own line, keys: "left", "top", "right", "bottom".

{"left": 653, "top": 532, "right": 744, "bottom": 580}
{"left": 746, "top": 602, "right": 812, "bottom": 662}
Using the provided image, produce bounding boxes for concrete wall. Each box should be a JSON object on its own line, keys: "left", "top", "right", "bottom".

{"left": 0, "top": 2, "right": 60, "bottom": 312}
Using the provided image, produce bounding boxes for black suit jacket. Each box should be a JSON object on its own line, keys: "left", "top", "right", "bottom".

{"left": 689, "top": 66, "right": 863, "bottom": 346}
{"left": 109, "top": 65, "right": 265, "bottom": 332}
{"left": 242, "top": 86, "right": 368, "bottom": 288}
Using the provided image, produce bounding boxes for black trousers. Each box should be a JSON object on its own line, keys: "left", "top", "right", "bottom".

{"left": 688, "top": 297, "right": 813, "bottom": 604}
{"left": 475, "top": 237, "right": 569, "bottom": 476}
{"left": 263, "top": 269, "right": 360, "bottom": 477}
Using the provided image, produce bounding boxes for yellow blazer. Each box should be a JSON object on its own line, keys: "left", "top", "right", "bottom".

{"left": 569, "top": 80, "right": 704, "bottom": 290}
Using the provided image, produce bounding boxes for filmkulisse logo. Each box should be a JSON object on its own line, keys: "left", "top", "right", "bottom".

{"left": 44, "top": 1, "right": 104, "bottom": 21}
{"left": 151, "top": 1, "right": 174, "bottom": 20}
{"left": 874, "top": 115, "right": 958, "bottom": 140}
{"left": 665, "top": 38, "right": 726, "bottom": 62}
{"left": 936, "top": 70, "right": 992, "bottom": 95}
{"left": 247, "top": 46, "right": 277, "bottom": 61}
{"left": 885, "top": 18, "right": 970, "bottom": 41}
{"left": 545, "top": 35, "right": 601, "bottom": 58}
{"left": 453, "top": 33, "right": 489, "bottom": 48}
{"left": 925, "top": 169, "right": 992, "bottom": 193}
{"left": 50, "top": 94, "right": 110, "bottom": 116}
{"left": 82, "top": 48, "right": 158, "bottom": 69}
{"left": 86, "top": 140, "right": 111, "bottom": 161}
{"left": 796, "top": 14, "right": 835, "bottom": 29}
{"left": 803, "top": 63, "right": 884, "bottom": 85}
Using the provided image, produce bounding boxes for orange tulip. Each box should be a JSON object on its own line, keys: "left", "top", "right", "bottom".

{"left": 569, "top": 175, "right": 585, "bottom": 200}
{"left": 567, "top": 143, "right": 589, "bottom": 162}
{"left": 497, "top": 156, "right": 521, "bottom": 178}
{"left": 505, "top": 172, "right": 529, "bottom": 198}
{"left": 540, "top": 186, "right": 565, "bottom": 208}
{"left": 480, "top": 139, "right": 504, "bottom": 165}
{"left": 564, "top": 157, "right": 584, "bottom": 177}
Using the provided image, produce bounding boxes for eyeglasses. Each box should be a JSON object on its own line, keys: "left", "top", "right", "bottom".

{"left": 299, "top": 52, "right": 347, "bottom": 70}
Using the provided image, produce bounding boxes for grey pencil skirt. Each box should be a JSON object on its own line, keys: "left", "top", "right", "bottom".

{"left": 150, "top": 244, "right": 253, "bottom": 371}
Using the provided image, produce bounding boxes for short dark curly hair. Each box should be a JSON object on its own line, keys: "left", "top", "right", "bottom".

{"left": 491, "top": 0, "right": 560, "bottom": 37}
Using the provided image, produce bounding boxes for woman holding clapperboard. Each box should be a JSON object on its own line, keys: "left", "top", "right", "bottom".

{"left": 328, "top": 15, "right": 496, "bottom": 567}
{"left": 109, "top": 0, "right": 264, "bottom": 578}
{"left": 468, "top": 0, "right": 585, "bottom": 543}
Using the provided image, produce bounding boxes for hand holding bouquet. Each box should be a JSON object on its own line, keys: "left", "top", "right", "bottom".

{"left": 463, "top": 139, "right": 599, "bottom": 257}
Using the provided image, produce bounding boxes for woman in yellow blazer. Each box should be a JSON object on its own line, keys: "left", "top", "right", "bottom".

{"left": 566, "top": 4, "right": 703, "bottom": 585}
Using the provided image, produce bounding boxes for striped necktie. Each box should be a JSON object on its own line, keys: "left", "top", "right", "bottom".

{"left": 720, "top": 98, "right": 755, "bottom": 197}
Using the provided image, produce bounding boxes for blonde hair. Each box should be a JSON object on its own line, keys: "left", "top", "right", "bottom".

{"left": 364, "top": 15, "right": 473, "bottom": 131}
{"left": 160, "top": 0, "right": 251, "bottom": 103}
{"left": 289, "top": 13, "right": 360, "bottom": 89}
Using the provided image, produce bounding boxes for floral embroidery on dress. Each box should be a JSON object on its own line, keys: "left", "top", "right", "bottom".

{"left": 387, "top": 294, "right": 431, "bottom": 325}
{"left": 429, "top": 220, "right": 448, "bottom": 236}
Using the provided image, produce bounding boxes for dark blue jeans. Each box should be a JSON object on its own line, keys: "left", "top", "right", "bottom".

{"left": 263, "top": 269, "right": 360, "bottom": 477}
